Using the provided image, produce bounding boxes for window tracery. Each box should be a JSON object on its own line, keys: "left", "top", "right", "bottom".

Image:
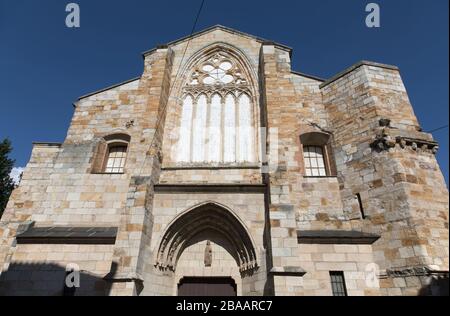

{"left": 177, "top": 51, "right": 256, "bottom": 164}
{"left": 187, "top": 53, "right": 248, "bottom": 87}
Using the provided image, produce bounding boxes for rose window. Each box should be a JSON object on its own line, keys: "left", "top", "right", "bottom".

{"left": 188, "top": 53, "right": 247, "bottom": 86}
{"left": 202, "top": 62, "right": 234, "bottom": 84}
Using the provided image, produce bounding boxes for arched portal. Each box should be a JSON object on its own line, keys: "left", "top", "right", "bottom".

{"left": 155, "top": 202, "right": 258, "bottom": 275}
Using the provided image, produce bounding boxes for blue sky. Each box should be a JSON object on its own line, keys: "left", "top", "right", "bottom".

{"left": 0, "top": 0, "right": 448, "bottom": 184}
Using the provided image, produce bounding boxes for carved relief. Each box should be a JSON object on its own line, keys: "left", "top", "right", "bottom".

{"left": 204, "top": 240, "right": 213, "bottom": 267}
{"left": 371, "top": 119, "right": 439, "bottom": 154}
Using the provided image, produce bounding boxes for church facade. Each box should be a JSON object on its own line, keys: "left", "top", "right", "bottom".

{"left": 0, "top": 25, "right": 448, "bottom": 296}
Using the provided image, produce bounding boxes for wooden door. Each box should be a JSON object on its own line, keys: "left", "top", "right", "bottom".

{"left": 178, "top": 277, "right": 237, "bottom": 296}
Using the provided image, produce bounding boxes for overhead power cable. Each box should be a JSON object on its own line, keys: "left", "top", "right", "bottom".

{"left": 427, "top": 125, "right": 449, "bottom": 134}
{"left": 136, "top": 0, "right": 206, "bottom": 175}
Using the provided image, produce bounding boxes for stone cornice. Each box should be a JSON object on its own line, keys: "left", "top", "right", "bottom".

{"left": 382, "top": 266, "right": 449, "bottom": 278}
{"left": 154, "top": 184, "right": 266, "bottom": 194}
{"left": 297, "top": 230, "right": 380, "bottom": 245}
{"left": 32, "top": 142, "right": 63, "bottom": 148}
{"left": 270, "top": 267, "right": 307, "bottom": 277}
{"left": 370, "top": 125, "right": 439, "bottom": 154}
{"left": 319, "top": 60, "right": 399, "bottom": 89}
{"left": 16, "top": 226, "right": 118, "bottom": 245}
{"left": 162, "top": 162, "right": 261, "bottom": 170}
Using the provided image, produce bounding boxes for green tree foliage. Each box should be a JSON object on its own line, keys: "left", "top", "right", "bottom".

{"left": 0, "top": 139, "right": 16, "bottom": 218}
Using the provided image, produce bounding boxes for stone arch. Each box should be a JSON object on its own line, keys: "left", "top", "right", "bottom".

{"left": 173, "top": 42, "right": 260, "bottom": 133}
{"left": 299, "top": 131, "right": 331, "bottom": 146}
{"left": 155, "top": 202, "right": 258, "bottom": 275}
{"left": 98, "top": 130, "right": 131, "bottom": 141}
{"left": 166, "top": 42, "right": 261, "bottom": 165}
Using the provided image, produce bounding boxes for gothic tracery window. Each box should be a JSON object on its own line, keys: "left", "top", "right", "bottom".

{"left": 177, "top": 52, "right": 255, "bottom": 164}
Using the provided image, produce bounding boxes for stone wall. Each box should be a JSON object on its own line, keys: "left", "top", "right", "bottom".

{"left": 0, "top": 244, "right": 114, "bottom": 296}
{"left": 141, "top": 193, "right": 268, "bottom": 296}
{"left": 321, "top": 61, "right": 449, "bottom": 295}
{"left": 0, "top": 45, "right": 175, "bottom": 295}
{"left": 0, "top": 26, "right": 447, "bottom": 297}
{"left": 275, "top": 244, "right": 377, "bottom": 296}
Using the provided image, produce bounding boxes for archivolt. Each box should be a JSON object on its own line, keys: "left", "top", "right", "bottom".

{"left": 155, "top": 202, "right": 258, "bottom": 274}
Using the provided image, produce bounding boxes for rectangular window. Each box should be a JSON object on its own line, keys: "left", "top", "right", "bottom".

{"left": 104, "top": 146, "right": 127, "bottom": 173}
{"left": 330, "top": 271, "right": 348, "bottom": 296}
{"left": 303, "top": 146, "right": 327, "bottom": 177}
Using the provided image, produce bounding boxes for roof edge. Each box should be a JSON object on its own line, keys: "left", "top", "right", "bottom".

{"left": 297, "top": 230, "right": 380, "bottom": 245}
{"left": 142, "top": 25, "right": 293, "bottom": 57}
{"left": 291, "top": 70, "right": 325, "bottom": 82}
{"left": 320, "top": 60, "right": 400, "bottom": 89}
{"left": 32, "top": 142, "right": 63, "bottom": 148}
{"left": 77, "top": 76, "right": 141, "bottom": 101}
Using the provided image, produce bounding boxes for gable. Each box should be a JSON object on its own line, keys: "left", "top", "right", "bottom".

{"left": 142, "top": 25, "right": 292, "bottom": 57}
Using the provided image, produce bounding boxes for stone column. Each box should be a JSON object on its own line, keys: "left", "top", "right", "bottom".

{"left": 260, "top": 43, "right": 306, "bottom": 295}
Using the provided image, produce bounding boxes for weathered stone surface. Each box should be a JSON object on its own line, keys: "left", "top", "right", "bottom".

{"left": 0, "top": 26, "right": 447, "bottom": 296}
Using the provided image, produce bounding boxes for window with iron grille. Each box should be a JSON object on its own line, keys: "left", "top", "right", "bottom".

{"left": 104, "top": 145, "right": 127, "bottom": 173}
{"left": 303, "top": 145, "right": 327, "bottom": 177}
{"left": 330, "top": 271, "right": 348, "bottom": 296}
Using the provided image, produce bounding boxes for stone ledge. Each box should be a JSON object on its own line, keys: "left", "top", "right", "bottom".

{"left": 32, "top": 142, "right": 63, "bottom": 148}
{"left": 297, "top": 230, "right": 380, "bottom": 245}
{"left": 162, "top": 162, "right": 261, "bottom": 170}
{"left": 104, "top": 272, "right": 144, "bottom": 283}
{"left": 371, "top": 126, "right": 439, "bottom": 154}
{"left": 381, "top": 266, "right": 450, "bottom": 278}
{"left": 303, "top": 176, "right": 338, "bottom": 180}
{"left": 154, "top": 184, "right": 266, "bottom": 194}
{"left": 270, "top": 266, "right": 306, "bottom": 277}
{"left": 16, "top": 226, "right": 118, "bottom": 245}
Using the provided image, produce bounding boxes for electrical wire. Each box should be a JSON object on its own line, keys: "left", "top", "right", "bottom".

{"left": 135, "top": 0, "right": 206, "bottom": 175}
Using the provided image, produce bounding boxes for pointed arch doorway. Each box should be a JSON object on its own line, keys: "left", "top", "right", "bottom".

{"left": 155, "top": 202, "right": 258, "bottom": 296}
